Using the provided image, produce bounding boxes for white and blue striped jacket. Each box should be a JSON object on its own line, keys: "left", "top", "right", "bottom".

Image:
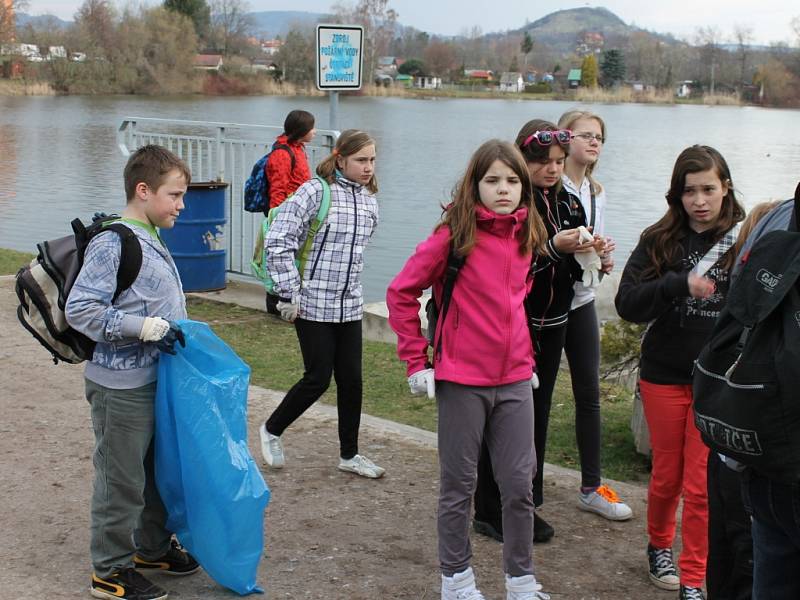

{"left": 265, "top": 174, "right": 379, "bottom": 322}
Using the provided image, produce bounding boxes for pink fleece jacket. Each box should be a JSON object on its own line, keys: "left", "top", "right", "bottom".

{"left": 386, "top": 205, "right": 535, "bottom": 387}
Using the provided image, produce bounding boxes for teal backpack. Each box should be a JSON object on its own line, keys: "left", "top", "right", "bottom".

{"left": 251, "top": 176, "right": 331, "bottom": 294}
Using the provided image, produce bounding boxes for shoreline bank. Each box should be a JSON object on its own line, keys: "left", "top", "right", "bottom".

{"left": 0, "top": 77, "right": 753, "bottom": 107}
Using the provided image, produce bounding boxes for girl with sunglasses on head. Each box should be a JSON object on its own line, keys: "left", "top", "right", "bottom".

{"left": 473, "top": 118, "right": 624, "bottom": 548}
{"left": 387, "top": 140, "right": 551, "bottom": 599}
{"left": 615, "top": 145, "right": 745, "bottom": 600}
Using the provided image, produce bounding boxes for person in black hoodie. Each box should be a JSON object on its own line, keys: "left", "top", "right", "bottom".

{"left": 473, "top": 119, "right": 609, "bottom": 545}
{"left": 615, "top": 145, "right": 745, "bottom": 600}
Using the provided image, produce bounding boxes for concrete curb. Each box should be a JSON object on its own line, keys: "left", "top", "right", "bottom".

{"left": 247, "top": 382, "right": 642, "bottom": 491}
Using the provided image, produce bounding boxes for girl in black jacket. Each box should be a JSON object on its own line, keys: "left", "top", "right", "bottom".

{"left": 615, "top": 145, "right": 745, "bottom": 599}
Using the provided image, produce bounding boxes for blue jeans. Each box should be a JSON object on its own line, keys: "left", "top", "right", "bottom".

{"left": 745, "top": 470, "right": 800, "bottom": 599}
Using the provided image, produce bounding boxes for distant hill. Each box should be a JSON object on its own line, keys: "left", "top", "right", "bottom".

{"left": 16, "top": 12, "right": 72, "bottom": 30}
{"left": 510, "top": 6, "right": 680, "bottom": 54}
{"left": 248, "top": 11, "right": 327, "bottom": 38}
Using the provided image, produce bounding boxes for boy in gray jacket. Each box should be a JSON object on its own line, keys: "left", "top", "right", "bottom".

{"left": 66, "top": 145, "right": 197, "bottom": 600}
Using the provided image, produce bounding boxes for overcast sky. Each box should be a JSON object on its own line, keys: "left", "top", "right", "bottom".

{"left": 27, "top": 1, "right": 800, "bottom": 45}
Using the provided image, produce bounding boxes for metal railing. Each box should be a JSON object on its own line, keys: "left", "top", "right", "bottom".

{"left": 117, "top": 117, "right": 338, "bottom": 279}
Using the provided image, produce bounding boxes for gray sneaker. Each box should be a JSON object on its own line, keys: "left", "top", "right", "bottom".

{"left": 259, "top": 423, "right": 284, "bottom": 468}
{"left": 338, "top": 454, "right": 385, "bottom": 478}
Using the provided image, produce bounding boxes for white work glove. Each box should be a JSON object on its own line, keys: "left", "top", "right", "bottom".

{"left": 531, "top": 371, "right": 540, "bottom": 389}
{"left": 276, "top": 300, "right": 299, "bottom": 323}
{"left": 408, "top": 368, "right": 435, "bottom": 399}
{"left": 573, "top": 226, "right": 602, "bottom": 289}
{"left": 139, "top": 317, "right": 171, "bottom": 342}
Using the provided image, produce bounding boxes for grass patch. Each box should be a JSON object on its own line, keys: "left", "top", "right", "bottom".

{"left": 0, "top": 249, "right": 35, "bottom": 275}
{"left": 187, "top": 297, "right": 650, "bottom": 483}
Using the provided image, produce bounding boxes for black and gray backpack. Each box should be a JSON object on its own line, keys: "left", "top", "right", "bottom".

{"left": 15, "top": 216, "right": 142, "bottom": 364}
{"left": 693, "top": 184, "right": 800, "bottom": 481}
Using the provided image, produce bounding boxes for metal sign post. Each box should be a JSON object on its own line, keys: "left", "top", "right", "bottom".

{"left": 316, "top": 24, "right": 364, "bottom": 131}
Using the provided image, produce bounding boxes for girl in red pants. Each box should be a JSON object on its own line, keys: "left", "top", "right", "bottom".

{"left": 615, "top": 146, "right": 744, "bottom": 600}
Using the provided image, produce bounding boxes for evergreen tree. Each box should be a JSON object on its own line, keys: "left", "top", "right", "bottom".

{"left": 398, "top": 58, "right": 426, "bottom": 77}
{"left": 520, "top": 31, "right": 533, "bottom": 69}
{"left": 600, "top": 49, "right": 626, "bottom": 87}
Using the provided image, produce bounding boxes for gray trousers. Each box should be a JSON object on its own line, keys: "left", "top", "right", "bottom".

{"left": 437, "top": 380, "right": 536, "bottom": 577}
{"left": 86, "top": 379, "right": 171, "bottom": 577}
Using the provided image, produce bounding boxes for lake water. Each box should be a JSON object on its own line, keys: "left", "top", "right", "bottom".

{"left": 2, "top": 94, "right": 799, "bottom": 302}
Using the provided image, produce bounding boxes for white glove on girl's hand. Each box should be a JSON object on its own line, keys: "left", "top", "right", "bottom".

{"left": 276, "top": 301, "right": 299, "bottom": 323}
{"left": 531, "top": 371, "right": 540, "bottom": 389}
{"left": 139, "top": 317, "right": 171, "bottom": 342}
{"left": 408, "top": 368, "right": 435, "bottom": 399}
{"left": 574, "top": 226, "right": 602, "bottom": 288}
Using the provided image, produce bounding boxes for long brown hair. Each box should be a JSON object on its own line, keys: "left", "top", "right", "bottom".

{"left": 640, "top": 145, "right": 745, "bottom": 278}
{"left": 439, "top": 139, "right": 548, "bottom": 257}
{"left": 316, "top": 129, "right": 378, "bottom": 194}
{"left": 557, "top": 109, "right": 606, "bottom": 194}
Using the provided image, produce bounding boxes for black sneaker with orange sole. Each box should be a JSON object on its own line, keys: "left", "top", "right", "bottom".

{"left": 91, "top": 568, "right": 168, "bottom": 600}
{"left": 134, "top": 540, "right": 200, "bottom": 576}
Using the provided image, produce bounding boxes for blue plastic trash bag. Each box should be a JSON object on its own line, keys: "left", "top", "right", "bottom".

{"left": 155, "top": 319, "right": 270, "bottom": 595}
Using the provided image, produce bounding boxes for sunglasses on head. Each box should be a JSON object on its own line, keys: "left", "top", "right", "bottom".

{"left": 522, "top": 129, "right": 573, "bottom": 148}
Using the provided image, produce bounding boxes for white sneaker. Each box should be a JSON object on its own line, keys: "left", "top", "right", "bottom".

{"left": 441, "top": 567, "right": 486, "bottom": 600}
{"left": 338, "top": 454, "right": 385, "bottom": 479}
{"left": 578, "top": 484, "right": 633, "bottom": 521}
{"left": 259, "top": 423, "right": 284, "bottom": 468}
{"left": 505, "top": 573, "right": 550, "bottom": 600}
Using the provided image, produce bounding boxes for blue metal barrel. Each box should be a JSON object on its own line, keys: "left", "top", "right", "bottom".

{"left": 161, "top": 181, "right": 229, "bottom": 292}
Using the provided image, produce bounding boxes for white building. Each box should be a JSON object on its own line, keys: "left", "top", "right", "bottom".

{"left": 499, "top": 72, "right": 524, "bottom": 93}
{"left": 414, "top": 76, "right": 441, "bottom": 90}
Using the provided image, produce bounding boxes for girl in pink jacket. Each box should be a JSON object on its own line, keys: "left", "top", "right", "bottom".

{"left": 386, "top": 140, "right": 551, "bottom": 600}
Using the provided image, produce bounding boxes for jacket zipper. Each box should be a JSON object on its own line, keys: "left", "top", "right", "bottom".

{"left": 340, "top": 187, "right": 358, "bottom": 322}
{"left": 501, "top": 236, "right": 512, "bottom": 377}
{"left": 308, "top": 224, "right": 330, "bottom": 281}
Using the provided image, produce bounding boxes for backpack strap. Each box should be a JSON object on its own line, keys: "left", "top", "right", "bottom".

{"left": 790, "top": 181, "right": 800, "bottom": 232}
{"left": 75, "top": 218, "right": 143, "bottom": 303}
{"left": 296, "top": 177, "right": 331, "bottom": 277}
{"left": 434, "top": 245, "right": 466, "bottom": 360}
{"left": 692, "top": 222, "right": 741, "bottom": 277}
{"left": 102, "top": 223, "right": 143, "bottom": 302}
{"left": 271, "top": 142, "right": 296, "bottom": 172}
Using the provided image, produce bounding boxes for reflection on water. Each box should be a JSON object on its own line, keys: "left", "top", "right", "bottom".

{"left": 0, "top": 123, "right": 16, "bottom": 205}
{"left": 1, "top": 95, "right": 800, "bottom": 301}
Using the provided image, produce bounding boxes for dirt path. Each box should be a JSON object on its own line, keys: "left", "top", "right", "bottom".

{"left": 1, "top": 276, "right": 668, "bottom": 599}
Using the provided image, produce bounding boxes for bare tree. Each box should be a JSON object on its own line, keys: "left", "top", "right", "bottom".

{"left": 695, "top": 26, "right": 723, "bottom": 94}
{"left": 0, "top": 0, "right": 28, "bottom": 44}
{"left": 732, "top": 24, "right": 753, "bottom": 88}
{"left": 276, "top": 28, "right": 315, "bottom": 83}
{"left": 209, "top": 0, "right": 254, "bottom": 55}
{"left": 74, "top": 0, "right": 117, "bottom": 58}
{"left": 423, "top": 40, "right": 456, "bottom": 78}
{"left": 333, "top": 0, "right": 397, "bottom": 82}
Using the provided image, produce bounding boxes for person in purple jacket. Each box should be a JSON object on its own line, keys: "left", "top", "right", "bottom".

{"left": 387, "top": 140, "right": 551, "bottom": 600}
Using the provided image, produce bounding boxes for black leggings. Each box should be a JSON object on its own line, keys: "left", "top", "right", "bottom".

{"left": 265, "top": 318, "right": 363, "bottom": 459}
{"left": 475, "top": 301, "right": 602, "bottom": 521}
